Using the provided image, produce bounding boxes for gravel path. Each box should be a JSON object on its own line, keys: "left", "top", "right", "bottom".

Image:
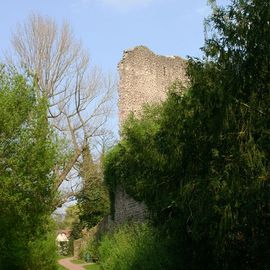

{"left": 58, "top": 257, "right": 90, "bottom": 270}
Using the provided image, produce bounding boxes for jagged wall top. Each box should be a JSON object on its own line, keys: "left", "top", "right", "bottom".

{"left": 118, "top": 46, "right": 187, "bottom": 126}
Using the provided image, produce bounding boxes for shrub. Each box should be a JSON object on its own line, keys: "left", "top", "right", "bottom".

{"left": 98, "top": 223, "right": 169, "bottom": 270}
{"left": 78, "top": 230, "right": 100, "bottom": 262}
{"left": 26, "top": 230, "right": 58, "bottom": 270}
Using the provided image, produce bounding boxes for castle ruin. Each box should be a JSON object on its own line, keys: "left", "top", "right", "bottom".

{"left": 113, "top": 46, "right": 187, "bottom": 224}
{"left": 118, "top": 45, "right": 187, "bottom": 125}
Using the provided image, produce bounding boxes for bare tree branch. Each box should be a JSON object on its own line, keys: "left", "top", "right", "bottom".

{"left": 9, "top": 14, "right": 117, "bottom": 208}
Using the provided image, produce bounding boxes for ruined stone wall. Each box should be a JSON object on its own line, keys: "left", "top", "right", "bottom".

{"left": 112, "top": 46, "right": 187, "bottom": 225}
{"left": 118, "top": 45, "right": 187, "bottom": 125}
{"left": 113, "top": 186, "right": 148, "bottom": 224}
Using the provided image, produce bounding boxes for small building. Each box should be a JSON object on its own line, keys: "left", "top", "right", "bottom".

{"left": 56, "top": 229, "right": 72, "bottom": 241}
{"left": 56, "top": 230, "right": 72, "bottom": 255}
{"left": 56, "top": 232, "right": 69, "bottom": 242}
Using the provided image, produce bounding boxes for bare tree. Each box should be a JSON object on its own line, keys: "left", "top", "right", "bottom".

{"left": 9, "top": 14, "right": 116, "bottom": 207}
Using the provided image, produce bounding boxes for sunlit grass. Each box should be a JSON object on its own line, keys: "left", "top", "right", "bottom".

{"left": 71, "top": 258, "right": 86, "bottom": 264}
{"left": 57, "top": 264, "right": 69, "bottom": 270}
{"left": 84, "top": 264, "right": 101, "bottom": 270}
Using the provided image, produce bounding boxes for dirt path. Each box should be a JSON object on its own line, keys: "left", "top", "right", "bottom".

{"left": 58, "top": 257, "right": 93, "bottom": 270}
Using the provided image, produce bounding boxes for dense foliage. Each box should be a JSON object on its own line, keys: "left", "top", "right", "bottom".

{"left": 0, "top": 66, "right": 58, "bottom": 270}
{"left": 98, "top": 223, "right": 169, "bottom": 270}
{"left": 77, "top": 147, "right": 110, "bottom": 229}
{"left": 104, "top": 1, "right": 270, "bottom": 269}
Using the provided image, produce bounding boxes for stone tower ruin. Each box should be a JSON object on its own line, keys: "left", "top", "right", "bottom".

{"left": 111, "top": 46, "right": 187, "bottom": 225}
{"left": 118, "top": 45, "right": 187, "bottom": 125}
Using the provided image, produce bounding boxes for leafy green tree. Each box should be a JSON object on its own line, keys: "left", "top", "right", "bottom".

{"left": 0, "top": 65, "right": 58, "bottom": 270}
{"left": 104, "top": 1, "right": 270, "bottom": 269}
{"left": 63, "top": 205, "right": 80, "bottom": 230}
{"left": 77, "top": 147, "right": 110, "bottom": 229}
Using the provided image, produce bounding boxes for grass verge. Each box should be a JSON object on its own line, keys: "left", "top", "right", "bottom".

{"left": 57, "top": 264, "right": 69, "bottom": 270}
{"left": 71, "top": 258, "right": 86, "bottom": 264}
{"left": 84, "top": 264, "right": 101, "bottom": 270}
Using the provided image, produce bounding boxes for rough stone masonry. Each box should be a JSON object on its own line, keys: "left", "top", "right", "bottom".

{"left": 118, "top": 45, "right": 187, "bottom": 125}
{"left": 112, "top": 46, "right": 187, "bottom": 224}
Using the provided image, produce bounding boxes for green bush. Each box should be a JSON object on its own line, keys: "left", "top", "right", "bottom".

{"left": 0, "top": 66, "right": 58, "bottom": 269}
{"left": 98, "top": 223, "right": 169, "bottom": 270}
{"left": 78, "top": 231, "right": 100, "bottom": 263}
{"left": 26, "top": 229, "right": 58, "bottom": 270}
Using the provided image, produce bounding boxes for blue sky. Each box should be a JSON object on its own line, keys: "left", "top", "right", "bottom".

{"left": 1, "top": 0, "right": 229, "bottom": 73}
{"left": 1, "top": 0, "right": 230, "bottom": 213}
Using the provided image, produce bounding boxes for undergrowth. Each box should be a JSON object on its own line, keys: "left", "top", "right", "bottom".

{"left": 97, "top": 223, "right": 169, "bottom": 270}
